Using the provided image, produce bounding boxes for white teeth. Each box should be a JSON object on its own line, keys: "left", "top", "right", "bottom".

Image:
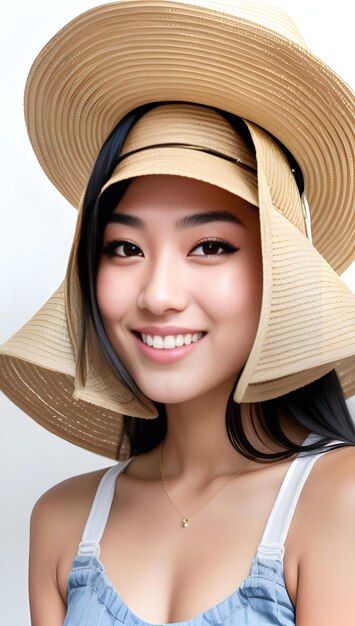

{"left": 176, "top": 335, "right": 184, "bottom": 347}
{"left": 163, "top": 335, "right": 176, "bottom": 349}
{"left": 140, "top": 332, "right": 204, "bottom": 349}
{"left": 153, "top": 336, "right": 164, "bottom": 349}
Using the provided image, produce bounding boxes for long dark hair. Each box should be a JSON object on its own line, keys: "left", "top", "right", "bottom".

{"left": 77, "top": 101, "right": 355, "bottom": 462}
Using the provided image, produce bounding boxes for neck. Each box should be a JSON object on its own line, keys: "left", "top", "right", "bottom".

{"left": 162, "top": 381, "right": 248, "bottom": 483}
{"left": 161, "top": 386, "right": 310, "bottom": 483}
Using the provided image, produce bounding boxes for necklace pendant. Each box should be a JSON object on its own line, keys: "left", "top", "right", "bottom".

{"left": 182, "top": 517, "right": 189, "bottom": 528}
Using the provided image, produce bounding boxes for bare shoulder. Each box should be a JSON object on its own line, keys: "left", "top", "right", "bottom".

{"left": 294, "top": 443, "right": 355, "bottom": 625}
{"left": 29, "top": 465, "right": 112, "bottom": 625}
{"left": 297, "top": 443, "right": 355, "bottom": 542}
{"left": 32, "top": 465, "right": 112, "bottom": 517}
{"left": 30, "top": 466, "right": 113, "bottom": 550}
{"left": 311, "top": 440, "right": 355, "bottom": 479}
{"left": 300, "top": 443, "right": 355, "bottom": 516}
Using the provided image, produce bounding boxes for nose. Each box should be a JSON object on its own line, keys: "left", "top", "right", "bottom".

{"left": 137, "top": 250, "right": 189, "bottom": 316}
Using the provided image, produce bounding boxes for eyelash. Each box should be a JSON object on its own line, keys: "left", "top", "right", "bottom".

{"left": 102, "top": 238, "right": 238, "bottom": 258}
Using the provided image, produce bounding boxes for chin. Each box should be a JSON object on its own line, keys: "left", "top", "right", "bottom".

{"left": 140, "top": 387, "right": 196, "bottom": 405}
{"left": 134, "top": 375, "right": 238, "bottom": 407}
{"left": 131, "top": 376, "right": 196, "bottom": 404}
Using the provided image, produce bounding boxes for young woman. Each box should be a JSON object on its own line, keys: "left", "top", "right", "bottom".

{"left": 0, "top": 2, "right": 354, "bottom": 626}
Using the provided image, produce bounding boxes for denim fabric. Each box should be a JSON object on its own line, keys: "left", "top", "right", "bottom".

{"left": 63, "top": 553, "right": 295, "bottom": 625}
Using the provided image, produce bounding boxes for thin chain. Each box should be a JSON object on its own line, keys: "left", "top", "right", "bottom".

{"left": 159, "top": 439, "right": 256, "bottom": 527}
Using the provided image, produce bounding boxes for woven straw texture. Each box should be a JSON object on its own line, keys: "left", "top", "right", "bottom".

{"left": 24, "top": 0, "right": 354, "bottom": 274}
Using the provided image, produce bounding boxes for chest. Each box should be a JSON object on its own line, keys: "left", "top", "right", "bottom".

{"left": 60, "top": 470, "right": 300, "bottom": 623}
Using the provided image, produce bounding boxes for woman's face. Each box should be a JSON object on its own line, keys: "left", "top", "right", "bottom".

{"left": 97, "top": 174, "right": 262, "bottom": 404}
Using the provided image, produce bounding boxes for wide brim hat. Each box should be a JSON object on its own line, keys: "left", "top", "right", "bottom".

{"left": 0, "top": 0, "right": 354, "bottom": 460}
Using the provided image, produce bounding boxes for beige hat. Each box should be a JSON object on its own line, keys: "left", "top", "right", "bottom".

{"left": 23, "top": 0, "right": 354, "bottom": 274}
{"left": 0, "top": 1, "right": 354, "bottom": 459}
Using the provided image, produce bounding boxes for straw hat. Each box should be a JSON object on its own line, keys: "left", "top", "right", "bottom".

{"left": 0, "top": 0, "right": 354, "bottom": 459}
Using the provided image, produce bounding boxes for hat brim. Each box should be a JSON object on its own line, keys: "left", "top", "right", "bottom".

{"left": 25, "top": 0, "right": 354, "bottom": 275}
{"left": 1, "top": 355, "right": 130, "bottom": 459}
{"left": 0, "top": 283, "right": 156, "bottom": 460}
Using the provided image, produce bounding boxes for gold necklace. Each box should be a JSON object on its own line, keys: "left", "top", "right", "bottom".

{"left": 159, "top": 439, "right": 256, "bottom": 528}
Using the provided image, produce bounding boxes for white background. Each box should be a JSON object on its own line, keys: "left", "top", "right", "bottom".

{"left": 0, "top": 1, "right": 354, "bottom": 624}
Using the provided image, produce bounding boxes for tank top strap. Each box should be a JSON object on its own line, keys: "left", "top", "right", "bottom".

{"left": 77, "top": 457, "right": 134, "bottom": 558}
{"left": 256, "top": 433, "right": 340, "bottom": 561}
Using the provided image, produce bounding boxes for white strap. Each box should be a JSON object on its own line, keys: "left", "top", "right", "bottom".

{"left": 78, "top": 457, "right": 134, "bottom": 557}
{"left": 257, "top": 434, "right": 341, "bottom": 559}
{"left": 78, "top": 435, "right": 342, "bottom": 560}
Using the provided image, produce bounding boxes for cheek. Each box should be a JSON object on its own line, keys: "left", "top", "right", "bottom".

{"left": 96, "top": 263, "right": 129, "bottom": 323}
{"left": 206, "top": 251, "right": 263, "bottom": 325}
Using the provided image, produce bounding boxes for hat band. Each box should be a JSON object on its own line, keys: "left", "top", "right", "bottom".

{"left": 117, "top": 142, "right": 257, "bottom": 174}
{"left": 117, "top": 141, "right": 313, "bottom": 242}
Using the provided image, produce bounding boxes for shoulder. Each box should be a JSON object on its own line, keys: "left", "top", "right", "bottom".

{"left": 302, "top": 442, "right": 355, "bottom": 505}
{"left": 297, "top": 443, "right": 355, "bottom": 537}
{"left": 29, "top": 466, "right": 113, "bottom": 605}
{"left": 311, "top": 443, "right": 355, "bottom": 538}
{"left": 31, "top": 465, "right": 113, "bottom": 534}
{"left": 295, "top": 444, "right": 355, "bottom": 624}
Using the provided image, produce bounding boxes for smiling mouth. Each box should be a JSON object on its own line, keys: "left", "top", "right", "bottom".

{"left": 133, "top": 331, "right": 207, "bottom": 350}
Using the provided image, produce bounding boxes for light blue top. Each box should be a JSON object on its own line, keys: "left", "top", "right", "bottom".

{"left": 63, "top": 433, "right": 336, "bottom": 625}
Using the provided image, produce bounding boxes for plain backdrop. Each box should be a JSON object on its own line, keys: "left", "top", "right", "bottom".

{"left": 0, "top": 1, "right": 354, "bottom": 624}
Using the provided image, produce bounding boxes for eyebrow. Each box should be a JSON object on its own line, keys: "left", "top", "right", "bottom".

{"left": 107, "top": 210, "right": 246, "bottom": 229}
{"left": 177, "top": 211, "right": 245, "bottom": 229}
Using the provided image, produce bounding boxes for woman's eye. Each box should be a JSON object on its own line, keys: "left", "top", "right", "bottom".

{"left": 190, "top": 239, "right": 238, "bottom": 257}
{"left": 102, "top": 240, "right": 143, "bottom": 258}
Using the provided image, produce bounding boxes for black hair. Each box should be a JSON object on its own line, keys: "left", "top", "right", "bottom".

{"left": 77, "top": 101, "right": 355, "bottom": 462}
